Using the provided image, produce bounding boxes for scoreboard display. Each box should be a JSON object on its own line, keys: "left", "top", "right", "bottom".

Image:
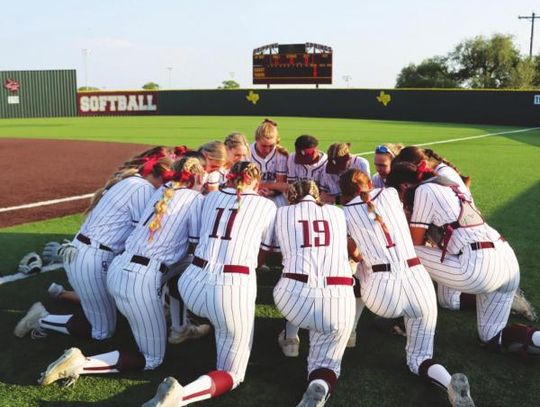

{"left": 253, "top": 43, "right": 332, "bottom": 85}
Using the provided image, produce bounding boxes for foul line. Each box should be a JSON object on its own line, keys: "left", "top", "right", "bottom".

{"left": 0, "top": 126, "right": 538, "bottom": 214}
{"left": 356, "top": 126, "right": 540, "bottom": 156}
{"left": 0, "top": 193, "right": 93, "bottom": 214}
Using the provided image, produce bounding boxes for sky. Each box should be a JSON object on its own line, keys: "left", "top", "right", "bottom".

{"left": 1, "top": 1, "right": 539, "bottom": 90}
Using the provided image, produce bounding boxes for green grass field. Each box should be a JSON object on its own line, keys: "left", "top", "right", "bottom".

{"left": 0, "top": 116, "right": 539, "bottom": 407}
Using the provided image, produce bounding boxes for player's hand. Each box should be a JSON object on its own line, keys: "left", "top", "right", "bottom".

{"left": 58, "top": 241, "right": 78, "bottom": 264}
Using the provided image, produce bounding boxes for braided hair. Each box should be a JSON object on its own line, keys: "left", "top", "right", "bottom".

{"left": 340, "top": 169, "right": 392, "bottom": 237}
{"left": 147, "top": 157, "right": 204, "bottom": 240}
{"left": 226, "top": 161, "right": 261, "bottom": 209}
{"left": 287, "top": 180, "right": 321, "bottom": 205}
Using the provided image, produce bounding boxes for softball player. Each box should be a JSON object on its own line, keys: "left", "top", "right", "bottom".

{"left": 340, "top": 169, "right": 474, "bottom": 407}
{"left": 371, "top": 143, "right": 403, "bottom": 188}
{"left": 198, "top": 141, "right": 227, "bottom": 193}
{"left": 387, "top": 161, "right": 540, "bottom": 357}
{"left": 287, "top": 135, "right": 328, "bottom": 188}
{"left": 273, "top": 180, "right": 355, "bottom": 407}
{"left": 14, "top": 155, "right": 173, "bottom": 342}
{"left": 321, "top": 142, "right": 370, "bottom": 202}
{"left": 249, "top": 118, "right": 289, "bottom": 207}
{"left": 37, "top": 158, "right": 205, "bottom": 386}
{"left": 142, "top": 161, "right": 277, "bottom": 407}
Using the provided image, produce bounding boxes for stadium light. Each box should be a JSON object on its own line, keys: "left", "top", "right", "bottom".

{"left": 166, "top": 67, "right": 173, "bottom": 89}
{"left": 81, "top": 48, "right": 90, "bottom": 89}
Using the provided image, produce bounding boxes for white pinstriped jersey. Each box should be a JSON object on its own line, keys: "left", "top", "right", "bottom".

{"left": 371, "top": 173, "right": 385, "bottom": 189}
{"left": 321, "top": 156, "right": 371, "bottom": 195}
{"left": 286, "top": 152, "right": 328, "bottom": 188}
{"left": 80, "top": 175, "right": 155, "bottom": 253}
{"left": 205, "top": 169, "right": 227, "bottom": 188}
{"left": 435, "top": 163, "right": 470, "bottom": 193}
{"left": 410, "top": 182, "right": 500, "bottom": 255}
{"left": 124, "top": 185, "right": 203, "bottom": 265}
{"left": 249, "top": 143, "right": 288, "bottom": 182}
{"left": 275, "top": 196, "right": 350, "bottom": 282}
{"left": 193, "top": 187, "right": 277, "bottom": 272}
{"left": 343, "top": 188, "right": 418, "bottom": 268}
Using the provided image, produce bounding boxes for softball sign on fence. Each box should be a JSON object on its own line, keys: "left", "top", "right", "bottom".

{"left": 78, "top": 91, "right": 159, "bottom": 115}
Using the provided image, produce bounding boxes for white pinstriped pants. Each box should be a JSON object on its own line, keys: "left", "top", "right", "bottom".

{"left": 274, "top": 280, "right": 355, "bottom": 377}
{"left": 106, "top": 251, "right": 167, "bottom": 369}
{"left": 64, "top": 241, "right": 116, "bottom": 340}
{"left": 415, "top": 240, "right": 520, "bottom": 342}
{"left": 359, "top": 263, "right": 438, "bottom": 374}
{"left": 179, "top": 264, "right": 256, "bottom": 386}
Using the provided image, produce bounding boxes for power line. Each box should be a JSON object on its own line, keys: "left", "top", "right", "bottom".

{"left": 518, "top": 12, "right": 540, "bottom": 58}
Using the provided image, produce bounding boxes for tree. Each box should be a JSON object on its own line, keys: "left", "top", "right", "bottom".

{"left": 218, "top": 80, "right": 240, "bottom": 89}
{"left": 395, "top": 57, "right": 459, "bottom": 88}
{"left": 450, "top": 34, "right": 521, "bottom": 88}
{"left": 507, "top": 58, "right": 537, "bottom": 88}
{"left": 78, "top": 86, "right": 100, "bottom": 91}
{"left": 142, "top": 82, "right": 160, "bottom": 90}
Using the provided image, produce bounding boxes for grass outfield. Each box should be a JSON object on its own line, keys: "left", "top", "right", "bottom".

{"left": 0, "top": 116, "right": 539, "bottom": 406}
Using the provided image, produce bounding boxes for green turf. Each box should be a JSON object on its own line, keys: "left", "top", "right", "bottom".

{"left": 0, "top": 116, "right": 539, "bottom": 407}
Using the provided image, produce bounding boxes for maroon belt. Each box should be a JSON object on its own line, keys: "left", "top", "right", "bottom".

{"left": 130, "top": 255, "right": 168, "bottom": 273}
{"left": 76, "top": 233, "right": 113, "bottom": 252}
{"left": 470, "top": 241, "right": 495, "bottom": 251}
{"left": 192, "top": 256, "right": 249, "bottom": 275}
{"left": 282, "top": 273, "right": 354, "bottom": 286}
{"left": 372, "top": 257, "right": 421, "bottom": 273}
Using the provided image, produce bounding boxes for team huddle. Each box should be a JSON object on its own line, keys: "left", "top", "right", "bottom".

{"left": 13, "top": 118, "right": 540, "bottom": 407}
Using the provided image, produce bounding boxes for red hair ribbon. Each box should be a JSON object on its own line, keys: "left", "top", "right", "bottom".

{"left": 141, "top": 157, "right": 159, "bottom": 177}
{"left": 227, "top": 171, "right": 250, "bottom": 184}
{"left": 174, "top": 169, "right": 193, "bottom": 184}
{"left": 174, "top": 145, "right": 190, "bottom": 158}
{"left": 416, "top": 161, "right": 430, "bottom": 181}
{"left": 161, "top": 169, "right": 175, "bottom": 182}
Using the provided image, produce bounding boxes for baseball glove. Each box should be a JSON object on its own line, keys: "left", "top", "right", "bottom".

{"left": 17, "top": 252, "right": 43, "bottom": 275}
{"left": 425, "top": 224, "right": 444, "bottom": 248}
{"left": 58, "top": 241, "right": 78, "bottom": 264}
{"left": 42, "top": 240, "right": 71, "bottom": 264}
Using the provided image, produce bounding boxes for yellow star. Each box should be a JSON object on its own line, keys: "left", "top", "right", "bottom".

{"left": 246, "top": 90, "right": 260, "bottom": 105}
{"left": 376, "top": 91, "right": 391, "bottom": 106}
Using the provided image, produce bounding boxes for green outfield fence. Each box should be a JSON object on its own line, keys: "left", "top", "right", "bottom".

{"left": 0, "top": 69, "right": 77, "bottom": 118}
{"left": 78, "top": 88, "right": 540, "bottom": 126}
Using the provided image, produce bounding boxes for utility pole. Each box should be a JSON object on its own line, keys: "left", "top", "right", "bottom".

{"left": 166, "top": 67, "right": 173, "bottom": 89}
{"left": 342, "top": 75, "right": 352, "bottom": 88}
{"left": 82, "top": 48, "right": 90, "bottom": 89}
{"left": 519, "top": 12, "right": 540, "bottom": 58}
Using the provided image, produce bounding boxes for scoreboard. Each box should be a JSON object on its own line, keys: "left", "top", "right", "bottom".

{"left": 253, "top": 43, "right": 332, "bottom": 85}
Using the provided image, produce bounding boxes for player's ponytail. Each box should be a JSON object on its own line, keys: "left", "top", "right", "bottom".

{"left": 148, "top": 157, "right": 204, "bottom": 240}
{"left": 423, "top": 148, "right": 471, "bottom": 187}
{"left": 255, "top": 118, "right": 288, "bottom": 157}
{"left": 287, "top": 180, "right": 321, "bottom": 205}
{"left": 226, "top": 161, "right": 261, "bottom": 209}
{"left": 340, "top": 169, "right": 391, "bottom": 236}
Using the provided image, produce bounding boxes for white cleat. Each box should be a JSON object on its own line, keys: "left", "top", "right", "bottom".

{"left": 13, "top": 302, "right": 49, "bottom": 338}
{"left": 278, "top": 330, "right": 300, "bottom": 357}
{"left": 48, "top": 282, "right": 65, "bottom": 299}
{"left": 168, "top": 323, "right": 212, "bottom": 345}
{"left": 297, "top": 381, "right": 328, "bottom": 407}
{"left": 39, "top": 347, "right": 86, "bottom": 386}
{"left": 448, "top": 373, "right": 475, "bottom": 407}
{"left": 346, "top": 331, "right": 357, "bottom": 348}
{"left": 142, "top": 376, "right": 183, "bottom": 407}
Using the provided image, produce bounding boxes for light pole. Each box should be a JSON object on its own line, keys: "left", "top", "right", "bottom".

{"left": 342, "top": 75, "right": 352, "bottom": 88}
{"left": 166, "top": 67, "right": 173, "bottom": 89}
{"left": 82, "top": 48, "right": 90, "bottom": 89}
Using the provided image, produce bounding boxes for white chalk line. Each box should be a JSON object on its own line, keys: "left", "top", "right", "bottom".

{"left": 1, "top": 126, "right": 539, "bottom": 214}
{"left": 0, "top": 193, "right": 93, "bottom": 213}
{"left": 0, "top": 263, "right": 63, "bottom": 286}
{"left": 356, "top": 126, "right": 540, "bottom": 156}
